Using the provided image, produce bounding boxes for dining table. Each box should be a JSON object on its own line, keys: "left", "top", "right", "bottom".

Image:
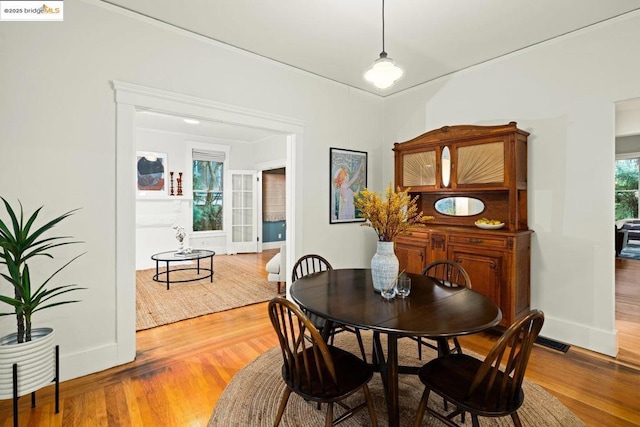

{"left": 290, "top": 268, "right": 502, "bottom": 427}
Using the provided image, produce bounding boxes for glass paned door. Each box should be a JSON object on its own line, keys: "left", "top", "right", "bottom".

{"left": 230, "top": 170, "right": 258, "bottom": 253}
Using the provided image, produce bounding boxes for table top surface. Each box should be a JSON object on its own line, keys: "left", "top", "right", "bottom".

{"left": 151, "top": 249, "right": 216, "bottom": 261}
{"left": 290, "top": 268, "right": 501, "bottom": 337}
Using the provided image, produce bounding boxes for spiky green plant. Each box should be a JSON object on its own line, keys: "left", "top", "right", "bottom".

{"left": 0, "top": 198, "right": 84, "bottom": 343}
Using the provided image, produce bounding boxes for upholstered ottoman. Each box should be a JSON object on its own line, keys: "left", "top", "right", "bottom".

{"left": 265, "top": 243, "right": 286, "bottom": 293}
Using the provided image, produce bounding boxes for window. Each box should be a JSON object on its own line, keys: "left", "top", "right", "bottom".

{"left": 615, "top": 158, "right": 639, "bottom": 220}
{"left": 192, "top": 149, "right": 226, "bottom": 231}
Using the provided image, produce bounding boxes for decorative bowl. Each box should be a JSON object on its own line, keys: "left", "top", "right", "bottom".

{"left": 475, "top": 221, "right": 505, "bottom": 230}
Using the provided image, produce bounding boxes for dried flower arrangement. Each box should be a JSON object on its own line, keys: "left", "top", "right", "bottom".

{"left": 354, "top": 183, "right": 433, "bottom": 242}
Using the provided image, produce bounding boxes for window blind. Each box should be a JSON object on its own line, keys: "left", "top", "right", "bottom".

{"left": 263, "top": 173, "right": 286, "bottom": 222}
{"left": 192, "top": 149, "right": 226, "bottom": 162}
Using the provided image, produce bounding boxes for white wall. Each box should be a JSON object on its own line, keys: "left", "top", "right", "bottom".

{"left": 254, "top": 134, "right": 288, "bottom": 165}
{"left": 0, "top": 0, "right": 383, "bottom": 382}
{"left": 385, "top": 11, "right": 640, "bottom": 356}
{"left": 616, "top": 104, "right": 640, "bottom": 137}
{"left": 135, "top": 128, "right": 190, "bottom": 270}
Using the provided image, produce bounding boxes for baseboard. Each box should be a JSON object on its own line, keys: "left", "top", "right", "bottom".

{"left": 60, "top": 342, "right": 125, "bottom": 382}
{"left": 541, "top": 314, "right": 617, "bottom": 357}
{"left": 262, "top": 241, "right": 284, "bottom": 250}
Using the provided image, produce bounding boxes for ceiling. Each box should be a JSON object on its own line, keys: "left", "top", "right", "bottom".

{"left": 105, "top": 0, "right": 640, "bottom": 96}
{"left": 121, "top": 1, "right": 640, "bottom": 141}
{"left": 136, "top": 110, "right": 281, "bottom": 142}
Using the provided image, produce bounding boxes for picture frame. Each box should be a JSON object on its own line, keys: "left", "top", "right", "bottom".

{"left": 136, "top": 151, "right": 168, "bottom": 198}
{"left": 330, "top": 147, "right": 367, "bottom": 224}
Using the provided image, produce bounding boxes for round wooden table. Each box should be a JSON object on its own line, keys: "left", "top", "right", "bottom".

{"left": 290, "top": 268, "right": 501, "bottom": 427}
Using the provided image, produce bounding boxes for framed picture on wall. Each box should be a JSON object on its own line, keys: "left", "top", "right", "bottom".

{"left": 136, "top": 151, "right": 168, "bottom": 197}
{"left": 330, "top": 147, "right": 367, "bottom": 224}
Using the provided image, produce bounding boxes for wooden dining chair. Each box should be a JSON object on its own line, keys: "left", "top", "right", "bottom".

{"left": 413, "top": 309, "right": 545, "bottom": 427}
{"left": 291, "top": 254, "right": 367, "bottom": 362}
{"left": 291, "top": 254, "right": 334, "bottom": 282}
{"left": 268, "top": 297, "right": 378, "bottom": 427}
{"left": 412, "top": 260, "right": 472, "bottom": 359}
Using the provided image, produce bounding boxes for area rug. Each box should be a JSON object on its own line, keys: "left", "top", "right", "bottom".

{"left": 619, "top": 243, "right": 640, "bottom": 260}
{"left": 209, "top": 332, "right": 584, "bottom": 427}
{"left": 136, "top": 256, "right": 278, "bottom": 330}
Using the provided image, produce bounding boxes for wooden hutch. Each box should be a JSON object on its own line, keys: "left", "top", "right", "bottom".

{"left": 393, "top": 122, "right": 531, "bottom": 327}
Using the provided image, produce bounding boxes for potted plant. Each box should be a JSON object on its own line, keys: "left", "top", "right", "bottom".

{"left": 0, "top": 197, "right": 84, "bottom": 400}
{"left": 354, "top": 184, "right": 432, "bottom": 292}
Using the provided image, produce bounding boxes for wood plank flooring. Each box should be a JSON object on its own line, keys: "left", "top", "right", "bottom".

{"left": 1, "top": 250, "right": 639, "bottom": 426}
{"left": 615, "top": 257, "right": 640, "bottom": 367}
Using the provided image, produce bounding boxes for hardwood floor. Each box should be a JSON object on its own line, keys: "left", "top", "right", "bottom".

{"left": 1, "top": 251, "right": 639, "bottom": 426}
{"left": 615, "top": 257, "right": 640, "bottom": 368}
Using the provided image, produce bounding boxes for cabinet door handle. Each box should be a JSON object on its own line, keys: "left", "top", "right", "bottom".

{"left": 468, "top": 238, "right": 483, "bottom": 243}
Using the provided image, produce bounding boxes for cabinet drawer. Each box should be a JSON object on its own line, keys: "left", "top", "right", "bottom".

{"left": 448, "top": 234, "right": 507, "bottom": 249}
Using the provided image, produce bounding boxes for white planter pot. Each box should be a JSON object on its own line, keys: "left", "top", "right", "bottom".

{"left": 0, "top": 327, "right": 56, "bottom": 399}
{"left": 371, "top": 241, "right": 399, "bottom": 292}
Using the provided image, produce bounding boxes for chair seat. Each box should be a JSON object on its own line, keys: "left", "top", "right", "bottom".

{"left": 419, "top": 354, "right": 524, "bottom": 417}
{"left": 283, "top": 345, "right": 374, "bottom": 401}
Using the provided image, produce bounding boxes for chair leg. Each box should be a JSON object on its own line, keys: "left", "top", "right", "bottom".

{"left": 362, "top": 384, "right": 378, "bottom": 427}
{"left": 511, "top": 411, "right": 523, "bottom": 427}
{"left": 471, "top": 414, "right": 480, "bottom": 427}
{"left": 325, "top": 402, "right": 334, "bottom": 427}
{"left": 413, "top": 387, "right": 431, "bottom": 427}
{"left": 453, "top": 337, "right": 462, "bottom": 354}
{"left": 277, "top": 282, "right": 281, "bottom": 293}
{"left": 274, "top": 388, "right": 291, "bottom": 427}
{"left": 417, "top": 338, "right": 423, "bottom": 360}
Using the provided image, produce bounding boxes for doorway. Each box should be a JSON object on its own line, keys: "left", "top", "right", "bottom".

{"left": 114, "top": 81, "right": 302, "bottom": 362}
{"left": 261, "top": 167, "right": 287, "bottom": 250}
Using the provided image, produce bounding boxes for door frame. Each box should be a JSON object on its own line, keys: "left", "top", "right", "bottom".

{"left": 113, "top": 81, "right": 304, "bottom": 363}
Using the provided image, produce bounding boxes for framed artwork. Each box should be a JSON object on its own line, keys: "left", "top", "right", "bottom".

{"left": 136, "top": 151, "right": 168, "bottom": 197}
{"left": 330, "top": 147, "right": 367, "bottom": 224}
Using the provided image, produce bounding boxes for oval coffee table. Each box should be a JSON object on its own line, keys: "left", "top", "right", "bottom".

{"left": 151, "top": 249, "right": 215, "bottom": 290}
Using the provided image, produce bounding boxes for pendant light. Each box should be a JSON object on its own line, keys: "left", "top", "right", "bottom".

{"left": 364, "top": 0, "right": 404, "bottom": 90}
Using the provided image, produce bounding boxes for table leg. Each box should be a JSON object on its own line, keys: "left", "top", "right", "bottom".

{"left": 210, "top": 255, "right": 214, "bottom": 282}
{"left": 197, "top": 258, "right": 201, "bottom": 274}
{"left": 437, "top": 337, "right": 450, "bottom": 357}
{"left": 387, "top": 333, "right": 399, "bottom": 427}
{"left": 165, "top": 261, "right": 170, "bottom": 290}
{"left": 321, "top": 319, "right": 334, "bottom": 343}
{"left": 373, "top": 332, "right": 400, "bottom": 427}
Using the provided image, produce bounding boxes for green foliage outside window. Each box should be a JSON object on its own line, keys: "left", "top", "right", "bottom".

{"left": 615, "top": 159, "right": 639, "bottom": 220}
{"left": 193, "top": 160, "right": 223, "bottom": 231}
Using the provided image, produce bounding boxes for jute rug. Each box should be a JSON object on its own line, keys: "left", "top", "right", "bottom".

{"left": 209, "top": 331, "right": 584, "bottom": 426}
{"left": 136, "top": 256, "right": 278, "bottom": 330}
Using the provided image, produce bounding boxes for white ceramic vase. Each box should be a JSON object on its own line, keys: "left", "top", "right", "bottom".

{"left": 371, "top": 241, "right": 399, "bottom": 292}
{"left": 0, "top": 327, "right": 56, "bottom": 399}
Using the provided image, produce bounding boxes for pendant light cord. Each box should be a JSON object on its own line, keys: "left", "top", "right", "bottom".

{"left": 381, "top": 0, "right": 386, "bottom": 54}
